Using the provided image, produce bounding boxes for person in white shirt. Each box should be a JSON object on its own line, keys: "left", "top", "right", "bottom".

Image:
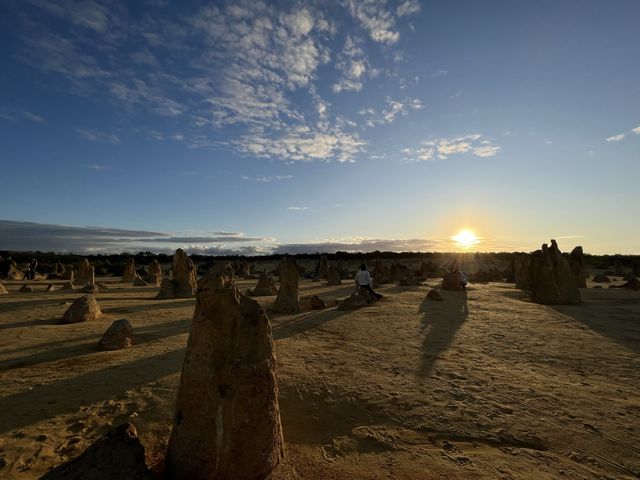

{"left": 355, "top": 264, "right": 383, "bottom": 299}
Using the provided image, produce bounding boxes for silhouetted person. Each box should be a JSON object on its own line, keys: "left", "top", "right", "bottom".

{"left": 29, "top": 258, "right": 37, "bottom": 280}
{"left": 355, "top": 264, "right": 383, "bottom": 299}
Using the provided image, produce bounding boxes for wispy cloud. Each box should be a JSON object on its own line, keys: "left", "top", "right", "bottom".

{"left": 20, "top": 110, "right": 45, "bottom": 123}
{"left": 606, "top": 133, "right": 625, "bottom": 142}
{"left": 14, "top": 0, "right": 421, "bottom": 163}
{"left": 346, "top": 0, "right": 400, "bottom": 44}
{"left": 241, "top": 175, "right": 293, "bottom": 182}
{"left": 75, "top": 128, "right": 120, "bottom": 144}
{"left": 333, "top": 36, "right": 368, "bottom": 93}
{"left": 288, "top": 206, "right": 309, "bottom": 211}
{"left": 606, "top": 124, "right": 640, "bottom": 142}
{"left": 396, "top": 0, "right": 421, "bottom": 17}
{"left": 360, "top": 97, "right": 423, "bottom": 127}
{"left": 83, "top": 164, "right": 111, "bottom": 170}
{"left": 0, "top": 108, "right": 45, "bottom": 123}
{"left": 403, "top": 134, "right": 501, "bottom": 161}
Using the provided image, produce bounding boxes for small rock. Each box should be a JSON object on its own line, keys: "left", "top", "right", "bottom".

{"left": 310, "top": 295, "right": 326, "bottom": 309}
{"left": 426, "top": 289, "right": 443, "bottom": 301}
{"left": 61, "top": 295, "right": 101, "bottom": 324}
{"left": 98, "top": 319, "right": 134, "bottom": 350}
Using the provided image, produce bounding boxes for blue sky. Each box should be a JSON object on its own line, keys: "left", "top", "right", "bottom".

{"left": 0, "top": 0, "right": 639, "bottom": 255}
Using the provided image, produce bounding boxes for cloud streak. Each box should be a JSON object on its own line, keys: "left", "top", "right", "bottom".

{"left": 403, "top": 134, "right": 501, "bottom": 161}
{"left": 75, "top": 128, "right": 120, "bottom": 144}
{"left": 606, "top": 133, "right": 625, "bottom": 142}
{"left": 0, "top": 220, "right": 268, "bottom": 254}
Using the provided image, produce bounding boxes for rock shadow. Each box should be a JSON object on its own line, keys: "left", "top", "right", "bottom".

{"left": 0, "top": 348, "right": 186, "bottom": 434}
{"left": 417, "top": 291, "right": 468, "bottom": 377}
{"left": 550, "top": 289, "right": 640, "bottom": 355}
{"left": 272, "top": 309, "right": 350, "bottom": 340}
{"left": 0, "top": 319, "right": 190, "bottom": 371}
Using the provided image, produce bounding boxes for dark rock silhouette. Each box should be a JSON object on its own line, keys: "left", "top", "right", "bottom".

{"left": 40, "top": 423, "right": 154, "bottom": 480}
{"left": 530, "top": 240, "right": 581, "bottom": 305}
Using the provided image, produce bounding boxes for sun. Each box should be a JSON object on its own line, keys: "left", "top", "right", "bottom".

{"left": 452, "top": 229, "right": 480, "bottom": 249}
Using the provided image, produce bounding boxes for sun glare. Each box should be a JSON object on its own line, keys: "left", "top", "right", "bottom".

{"left": 452, "top": 229, "right": 480, "bottom": 249}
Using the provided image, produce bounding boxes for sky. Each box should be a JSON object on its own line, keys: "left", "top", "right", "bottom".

{"left": 0, "top": 0, "right": 639, "bottom": 255}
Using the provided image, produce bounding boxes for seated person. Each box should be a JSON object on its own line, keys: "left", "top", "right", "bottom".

{"left": 354, "top": 264, "right": 383, "bottom": 299}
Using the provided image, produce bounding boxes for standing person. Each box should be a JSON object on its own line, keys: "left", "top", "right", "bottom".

{"left": 29, "top": 258, "right": 38, "bottom": 281}
{"left": 355, "top": 264, "right": 383, "bottom": 299}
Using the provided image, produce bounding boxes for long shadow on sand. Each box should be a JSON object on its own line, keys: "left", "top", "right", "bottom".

{"left": 550, "top": 290, "right": 640, "bottom": 355}
{"left": 272, "top": 309, "right": 350, "bottom": 339}
{"left": 417, "top": 291, "right": 468, "bottom": 377}
{"left": 0, "top": 348, "right": 186, "bottom": 434}
{"left": 0, "top": 318, "right": 61, "bottom": 331}
{"left": 0, "top": 319, "right": 190, "bottom": 371}
{"left": 102, "top": 299, "right": 195, "bottom": 315}
{"left": 0, "top": 298, "right": 74, "bottom": 311}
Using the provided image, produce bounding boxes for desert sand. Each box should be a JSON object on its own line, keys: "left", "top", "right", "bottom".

{"left": 0, "top": 275, "right": 639, "bottom": 479}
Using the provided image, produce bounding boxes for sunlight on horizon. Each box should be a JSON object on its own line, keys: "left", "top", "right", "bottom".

{"left": 452, "top": 229, "right": 481, "bottom": 250}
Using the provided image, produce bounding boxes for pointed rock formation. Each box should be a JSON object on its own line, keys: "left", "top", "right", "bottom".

{"left": 156, "top": 249, "right": 198, "bottom": 299}
{"left": 121, "top": 258, "right": 137, "bottom": 283}
{"left": 621, "top": 277, "right": 640, "bottom": 291}
{"left": 80, "top": 283, "right": 99, "bottom": 294}
{"left": 46, "top": 283, "right": 55, "bottom": 292}
{"left": 48, "top": 262, "right": 66, "bottom": 279}
{"left": 166, "top": 270, "right": 284, "bottom": 480}
{"left": 63, "top": 269, "right": 75, "bottom": 282}
{"left": 614, "top": 259, "right": 625, "bottom": 276}
{"left": 513, "top": 253, "right": 532, "bottom": 290}
{"left": 250, "top": 271, "right": 278, "bottom": 296}
{"left": 592, "top": 274, "right": 611, "bottom": 283}
{"left": 316, "top": 255, "right": 328, "bottom": 279}
{"left": 337, "top": 293, "right": 367, "bottom": 310}
{"left": 133, "top": 275, "right": 149, "bottom": 286}
{"left": 441, "top": 272, "right": 464, "bottom": 291}
{"left": 372, "top": 259, "right": 392, "bottom": 285}
{"left": 0, "top": 259, "right": 25, "bottom": 280}
{"left": 357, "top": 286, "right": 374, "bottom": 304}
{"left": 273, "top": 258, "right": 300, "bottom": 314}
{"left": 145, "top": 259, "right": 163, "bottom": 286}
{"left": 398, "top": 276, "right": 421, "bottom": 286}
{"left": 568, "top": 246, "right": 587, "bottom": 288}
{"left": 310, "top": 295, "right": 326, "bottom": 309}
{"left": 77, "top": 259, "right": 94, "bottom": 285}
{"left": 98, "top": 319, "right": 134, "bottom": 350}
{"left": 530, "top": 240, "right": 581, "bottom": 305}
{"left": 326, "top": 264, "right": 342, "bottom": 286}
{"left": 426, "top": 289, "right": 443, "bottom": 301}
{"left": 418, "top": 260, "right": 437, "bottom": 278}
{"left": 61, "top": 295, "right": 102, "bottom": 324}
{"left": 40, "top": 423, "right": 154, "bottom": 480}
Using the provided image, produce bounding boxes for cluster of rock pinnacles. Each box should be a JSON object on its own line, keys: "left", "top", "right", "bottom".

{"left": 46, "top": 252, "right": 285, "bottom": 479}
{"left": 32, "top": 241, "right": 624, "bottom": 478}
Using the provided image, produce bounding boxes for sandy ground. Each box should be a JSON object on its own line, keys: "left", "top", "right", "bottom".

{"left": 0, "top": 276, "right": 639, "bottom": 479}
